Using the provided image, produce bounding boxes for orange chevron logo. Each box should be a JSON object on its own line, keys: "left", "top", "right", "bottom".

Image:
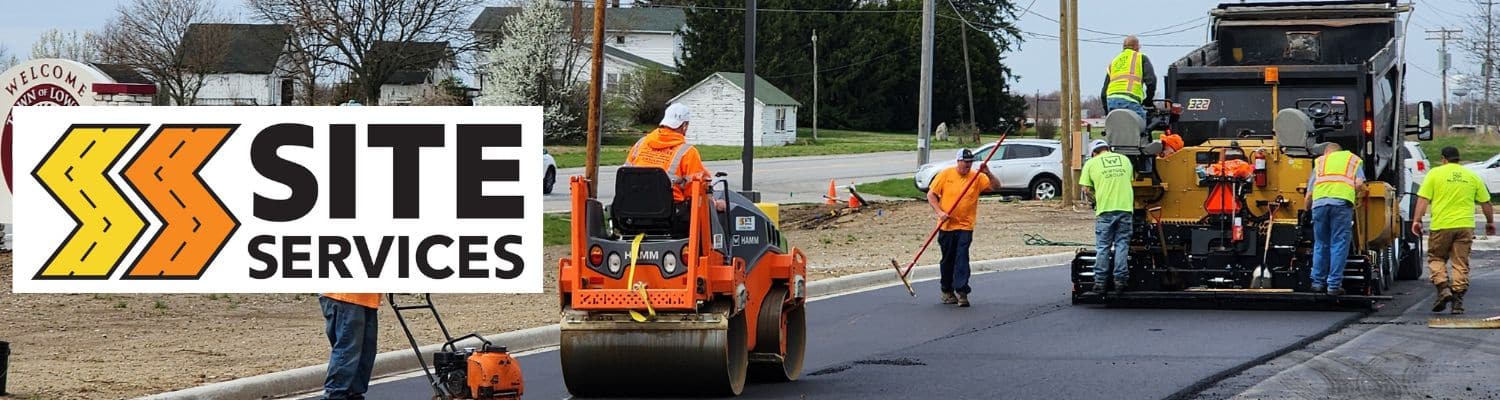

{"left": 121, "top": 125, "right": 239, "bottom": 279}
{"left": 31, "top": 124, "right": 238, "bottom": 281}
{"left": 31, "top": 125, "right": 151, "bottom": 279}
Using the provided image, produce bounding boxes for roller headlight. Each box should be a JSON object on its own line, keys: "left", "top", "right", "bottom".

{"left": 607, "top": 252, "right": 622, "bottom": 274}
{"left": 663, "top": 252, "right": 678, "bottom": 274}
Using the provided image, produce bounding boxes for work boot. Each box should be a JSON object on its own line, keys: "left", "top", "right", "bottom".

{"left": 957, "top": 292, "right": 970, "bottom": 307}
{"left": 1085, "top": 281, "right": 1108, "bottom": 297}
{"left": 1451, "top": 290, "right": 1466, "bottom": 315}
{"left": 1113, "top": 280, "right": 1129, "bottom": 296}
{"left": 940, "top": 291, "right": 958, "bottom": 305}
{"left": 1326, "top": 287, "right": 1345, "bottom": 296}
{"left": 1432, "top": 283, "right": 1454, "bottom": 313}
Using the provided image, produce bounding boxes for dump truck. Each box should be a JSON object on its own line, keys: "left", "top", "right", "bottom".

{"left": 557, "top": 169, "right": 808, "bottom": 396}
{"left": 1072, "top": 0, "right": 1435, "bottom": 307}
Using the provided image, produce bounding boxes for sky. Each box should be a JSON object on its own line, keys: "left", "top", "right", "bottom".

{"left": 0, "top": 0, "right": 1478, "bottom": 108}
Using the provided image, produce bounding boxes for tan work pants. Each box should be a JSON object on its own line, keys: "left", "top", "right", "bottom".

{"left": 1427, "top": 228, "right": 1474, "bottom": 292}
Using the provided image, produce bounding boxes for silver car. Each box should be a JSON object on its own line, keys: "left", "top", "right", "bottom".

{"left": 914, "top": 138, "right": 1064, "bottom": 200}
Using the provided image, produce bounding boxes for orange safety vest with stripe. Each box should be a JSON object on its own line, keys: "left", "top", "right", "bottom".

{"left": 625, "top": 127, "right": 708, "bottom": 202}
{"left": 1106, "top": 49, "right": 1146, "bottom": 103}
{"left": 1312, "top": 150, "right": 1362, "bottom": 203}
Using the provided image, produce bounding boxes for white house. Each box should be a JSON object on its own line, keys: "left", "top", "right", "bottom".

{"left": 373, "top": 41, "right": 457, "bottom": 105}
{"left": 182, "top": 23, "right": 300, "bottom": 106}
{"left": 669, "top": 72, "right": 801, "bottom": 147}
{"left": 469, "top": 5, "right": 683, "bottom": 93}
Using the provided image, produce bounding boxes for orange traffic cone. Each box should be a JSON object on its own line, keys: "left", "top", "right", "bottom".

{"left": 847, "top": 185, "right": 864, "bottom": 209}
{"left": 826, "top": 180, "right": 838, "bottom": 205}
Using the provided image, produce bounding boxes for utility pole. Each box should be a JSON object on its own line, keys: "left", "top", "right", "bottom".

{"left": 917, "top": 0, "right": 934, "bottom": 165}
{"left": 584, "top": 0, "right": 606, "bottom": 197}
{"left": 813, "top": 29, "right": 819, "bottom": 142}
{"left": 1058, "top": 0, "right": 1076, "bottom": 206}
{"left": 744, "top": 0, "right": 756, "bottom": 193}
{"left": 1486, "top": 1, "right": 1495, "bottom": 134}
{"left": 1068, "top": 0, "right": 1081, "bottom": 153}
{"left": 961, "top": 19, "right": 976, "bottom": 130}
{"left": 1429, "top": 28, "right": 1462, "bottom": 133}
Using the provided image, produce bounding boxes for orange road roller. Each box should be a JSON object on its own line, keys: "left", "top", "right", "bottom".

{"left": 558, "top": 167, "right": 808, "bottom": 396}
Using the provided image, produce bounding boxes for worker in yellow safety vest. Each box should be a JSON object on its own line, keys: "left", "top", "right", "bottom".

{"left": 1100, "top": 35, "right": 1156, "bottom": 122}
{"left": 1302, "top": 143, "right": 1365, "bottom": 296}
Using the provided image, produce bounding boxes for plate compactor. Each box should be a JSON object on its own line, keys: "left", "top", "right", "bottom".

{"left": 389, "top": 294, "right": 523, "bottom": 400}
{"left": 558, "top": 167, "right": 809, "bottom": 396}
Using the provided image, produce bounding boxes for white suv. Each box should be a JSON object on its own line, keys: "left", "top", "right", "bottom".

{"left": 914, "top": 139, "right": 1064, "bottom": 200}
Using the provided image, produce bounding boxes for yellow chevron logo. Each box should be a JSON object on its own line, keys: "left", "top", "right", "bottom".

{"left": 31, "top": 125, "right": 150, "bottom": 279}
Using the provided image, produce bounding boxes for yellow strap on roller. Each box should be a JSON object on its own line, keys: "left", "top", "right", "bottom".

{"left": 626, "top": 233, "right": 656, "bottom": 322}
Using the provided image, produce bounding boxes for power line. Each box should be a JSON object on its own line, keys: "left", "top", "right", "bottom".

{"left": 762, "top": 26, "right": 963, "bottom": 79}
{"left": 1024, "top": 31, "right": 1201, "bottom": 48}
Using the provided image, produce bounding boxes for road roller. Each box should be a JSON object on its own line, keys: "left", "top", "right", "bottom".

{"left": 557, "top": 167, "right": 809, "bottom": 396}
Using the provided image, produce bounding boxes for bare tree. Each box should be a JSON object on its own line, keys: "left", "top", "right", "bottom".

{"left": 247, "top": 0, "right": 485, "bottom": 105}
{"left": 30, "top": 29, "right": 102, "bottom": 62}
{"left": 0, "top": 43, "right": 18, "bottom": 70}
{"left": 95, "top": 0, "right": 228, "bottom": 105}
{"left": 1460, "top": 0, "right": 1500, "bottom": 128}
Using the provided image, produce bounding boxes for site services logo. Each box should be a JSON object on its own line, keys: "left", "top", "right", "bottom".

{"left": 11, "top": 106, "right": 543, "bottom": 293}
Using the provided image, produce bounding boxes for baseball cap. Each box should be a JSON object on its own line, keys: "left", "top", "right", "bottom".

{"left": 1089, "top": 139, "right": 1110, "bottom": 154}
{"left": 957, "top": 148, "right": 977, "bottom": 162}
{"left": 660, "top": 103, "right": 692, "bottom": 129}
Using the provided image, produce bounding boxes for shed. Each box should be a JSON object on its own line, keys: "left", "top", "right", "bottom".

{"left": 668, "top": 72, "right": 801, "bottom": 146}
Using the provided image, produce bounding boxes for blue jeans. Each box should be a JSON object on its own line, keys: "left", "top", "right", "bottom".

{"left": 320, "top": 296, "right": 379, "bottom": 399}
{"left": 1094, "top": 211, "right": 1132, "bottom": 284}
{"left": 938, "top": 230, "right": 974, "bottom": 294}
{"left": 1311, "top": 203, "right": 1353, "bottom": 290}
{"left": 1106, "top": 98, "right": 1147, "bottom": 122}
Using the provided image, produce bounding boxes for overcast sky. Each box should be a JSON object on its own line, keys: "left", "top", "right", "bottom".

{"left": 0, "top": 0, "right": 1478, "bottom": 108}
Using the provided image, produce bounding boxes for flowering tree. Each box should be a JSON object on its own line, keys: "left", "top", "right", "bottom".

{"left": 477, "top": 0, "right": 582, "bottom": 141}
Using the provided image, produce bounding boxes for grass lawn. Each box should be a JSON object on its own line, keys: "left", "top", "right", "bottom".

{"left": 543, "top": 213, "right": 571, "bottom": 246}
{"left": 1421, "top": 133, "right": 1500, "bottom": 163}
{"left": 856, "top": 177, "right": 926, "bottom": 200}
{"left": 547, "top": 127, "right": 1015, "bottom": 169}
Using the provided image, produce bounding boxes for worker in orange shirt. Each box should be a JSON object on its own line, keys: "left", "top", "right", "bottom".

{"left": 1159, "top": 131, "right": 1184, "bottom": 157}
{"left": 625, "top": 103, "right": 724, "bottom": 236}
{"left": 319, "top": 293, "right": 382, "bottom": 400}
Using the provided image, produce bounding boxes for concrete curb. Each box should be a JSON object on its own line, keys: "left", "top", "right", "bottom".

{"left": 1472, "top": 235, "right": 1500, "bottom": 251}
{"left": 141, "top": 251, "right": 1075, "bottom": 400}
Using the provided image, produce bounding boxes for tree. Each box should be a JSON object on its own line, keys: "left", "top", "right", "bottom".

{"left": 673, "top": 0, "right": 1027, "bottom": 133}
{"left": 617, "top": 65, "right": 684, "bottom": 125}
{"left": 247, "top": 0, "right": 484, "bottom": 105}
{"left": 476, "top": 0, "right": 584, "bottom": 141}
{"left": 95, "top": 0, "right": 227, "bottom": 105}
{"left": 30, "top": 29, "right": 101, "bottom": 62}
{"left": 0, "top": 44, "right": 17, "bottom": 70}
{"left": 1460, "top": 1, "right": 1500, "bottom": 129}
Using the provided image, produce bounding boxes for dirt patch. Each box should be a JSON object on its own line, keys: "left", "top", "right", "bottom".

{"left": 0, "top": 200, "right": 1095, "bottom": 399}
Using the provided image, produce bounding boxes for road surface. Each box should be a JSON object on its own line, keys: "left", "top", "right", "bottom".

{"left": 545, "top": 151, "right": 922, "bottom": 212}
{"left": 341, "top": 265, "right": 1371, "bottom": 399}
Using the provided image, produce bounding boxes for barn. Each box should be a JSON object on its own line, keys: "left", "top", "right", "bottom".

{"left": 668, "top": 72, "right": 801, "bottom": 146}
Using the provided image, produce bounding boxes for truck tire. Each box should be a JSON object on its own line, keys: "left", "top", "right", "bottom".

{"left": 1396, "top": 230, "right": 1423, "bottom": 281}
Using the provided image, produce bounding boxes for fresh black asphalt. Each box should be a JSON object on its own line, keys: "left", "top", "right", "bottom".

{"left": 340, "top": 265, "right": 1362, "bottom": 399}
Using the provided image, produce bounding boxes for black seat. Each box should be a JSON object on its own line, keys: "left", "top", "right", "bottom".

{"left": 611, "top": 166, "right": 677, "bottom": 236}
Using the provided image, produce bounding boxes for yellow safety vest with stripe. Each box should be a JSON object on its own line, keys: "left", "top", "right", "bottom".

{"left": 1312, "top": 150, "right": 1362, "bottom": 203}
{"left": 1106, "top": 49, "right": 1146, "bottom": 103}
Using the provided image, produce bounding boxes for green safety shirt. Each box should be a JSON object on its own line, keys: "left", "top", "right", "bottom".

{"left": 1080, "top": 151, "right": 1134, "bottom": 215}
{"left": 1418, "top": 163, "right": 1492, "bottom": 231}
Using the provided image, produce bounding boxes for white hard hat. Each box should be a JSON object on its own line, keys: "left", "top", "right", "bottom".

{"left": 660, "top": 103, "right": 692, "bottom": 129}
{"left": 1089, "top": 139, "right": 1110, "bottom": 154}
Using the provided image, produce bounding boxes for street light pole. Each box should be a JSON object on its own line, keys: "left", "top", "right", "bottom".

{"left": 743, "top": 0, "right": 756, "bottom": 193}
{"left": 813, "top": 29, "right": 818, "bottom": 142}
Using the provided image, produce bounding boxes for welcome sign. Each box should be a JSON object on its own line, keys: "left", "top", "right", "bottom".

{"left": 11, "top": 106, "right": 544, "bottom": 293}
